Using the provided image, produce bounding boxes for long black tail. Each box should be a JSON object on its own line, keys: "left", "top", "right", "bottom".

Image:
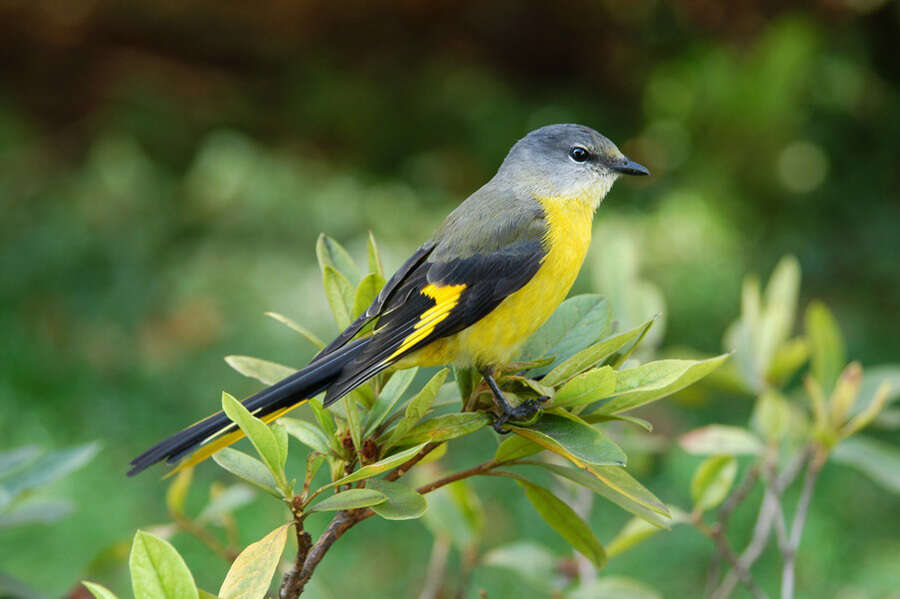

{"left": 128, "top": 338, "right": 370, "bottom": 476}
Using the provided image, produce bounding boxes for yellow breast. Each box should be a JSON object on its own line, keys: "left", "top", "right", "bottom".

{"left": 406, "top": 196, "right": 595, "bottom": 368}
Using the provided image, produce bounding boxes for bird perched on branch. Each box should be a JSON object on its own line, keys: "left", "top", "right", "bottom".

{"left": 129, "top": 123, "right": 649, "bottom": 476}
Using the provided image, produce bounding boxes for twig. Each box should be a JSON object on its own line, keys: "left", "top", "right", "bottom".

{"left": 781, "top": 451, "right": 825, "bottom": 599}
{"left": 418, "top": 536, "right": 451, "bottom": 599}
{"left": 385, "top": 442, "right": 441, "bottom": 481}
{"left": 172, "top": 513, "right": 237, "bottom": 562}
{"left": 694, "top": 518, "right": 768, "bottom": 599}
{"left": 706, "top": 462, "right": 762, "bottom": 595}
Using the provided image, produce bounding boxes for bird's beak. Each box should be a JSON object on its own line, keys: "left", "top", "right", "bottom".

{"left": 612, "top": 157, "right": 650, "bottom": 177}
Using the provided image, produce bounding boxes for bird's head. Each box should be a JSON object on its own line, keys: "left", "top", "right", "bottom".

{"left": 498, "top": 123, "right": 649, "bottom": 209}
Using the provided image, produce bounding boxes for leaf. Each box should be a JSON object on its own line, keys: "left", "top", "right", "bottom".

{"left": 519, "top": 295, "right": 612, "bottom": 377}
{"left": 0, "top": 497, "right": 74, "bottom": 528}
{"left": 806, "top": 301, "right": 846, "bottom": 395}
{"left": 197, "top": 484, "right": 256, "bottom": 524}
{"left": 454, "top": 366, "right": 479, "bottom": 403}
{"left": 584, "top": 413, "right": 654, "bottom": 432}
{"left": 856, "top": 366, "right": 900, "bottom": 415}
{"left": 385, "top": 369, "right": 449, "bottom": 448}
{"left": 510, "top": 413, "right": 626, "bottom": 468}
{"left": 756, "top": 255, "right": 801, "bottom": 377}
{"left": 396, "top": 413, "right": 489, "bottom": 445}
{"left": 766, "top": 337, "right": 809, "bottom": 387}
{"left": 1, "top": 442, "right": 99, "bottom": 497}
{"left": 422, "top": 480, "right": 482, "bottom": 550}
{"left": 830, "top": 362, "right": 863, "bottom": 426}
{"left": 353, "top": 272, "right": 386, "bottom": 318}
{"left": 316, "top": 233, "right": 361, "bottom": 283}
{"left": 281, "top": 418, "right": 332, "bottom": 455}
{"left": 367, "top": 231, "right": 385, "bottom": 278}
{"left": 328, "top": 443, "right": 429, "bottom": 488}
{"left": 541, "top": 318, "right": 656, "bottom": 387}
{"left": 307, "top": 488, "right": 387, "bottom": 512}
{"left": 344, "top": 389, "right": 365, "bottom": 453}
{"left": 221, "top": 392, "right": 288, "bottom": 493}
{"left": 308, "top": 397, "right": 338, "bottom": 449}
{"left": 82, "top": 581, "right": 120, "bottom": 599}
{"left": 322, "top": 265, "right": 354, "bottom": 329}
{"left": 842, "top": 381, "right": 892, "bottom": 438}
{"left": 538, "top": 462, "right": 670, "bottom": 527}
{"left": 568, "top": 576, "right": 662, "bottom": 599}
{"left": 481, "top": 541, "right": 558, "bottom": 591}
{"left": 212, "top": 448, "right": 280, "bottom": 498}
{"left": 129, "top": 530, "right": 198, "bottom": 599}
{"left": 691, "top": 456, "right": 737, "bottom": 513}
{"left": 364, "top": 367, "right": 419, "bottom": 436}
{"left": 225, "top": 356, "right": 295, "bottom": 386}
{"left": 0, "top": 445, "right": 40, "bottom": 479}
{"left": 679, "top": 425, "right": 764, "bottom": 456}
{"left": 596, "top": 355, "right": 730, "bottom": 415}
{"left": 366, "top": 479, "right": 428, "bottom": 520}
{"left": 517, "top": 479, "right": 606, "bottom": 568}
{"left": 607, "top": 517, "right": 666, "bottom": 558}
{"left": 552, "top": 366, "right": 616, "bottom": 408}
{"left": 165, "top": 469, "right": 193, "bottom": 515}
{"left": 494, "top": 435, "right": 543, "bottom": 463}
{"left": 264, "top": 312, "right": 325, "bottom": 350}
{"left": 219, "top": 524, "right": 289, "bottom": 599}
{"left": 832, "top": 436, "right": 900, "bottom": 494}
{"left": 752, "top": 391, "right": 792, "bottom": 442}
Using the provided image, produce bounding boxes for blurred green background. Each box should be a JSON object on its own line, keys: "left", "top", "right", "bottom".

{"left": 1, "top": 1, "right": 898, "bottom": 597}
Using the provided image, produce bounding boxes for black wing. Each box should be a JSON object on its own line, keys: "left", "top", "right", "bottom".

{"left": 323, "top": 238, "right": 546, "bottom": 404}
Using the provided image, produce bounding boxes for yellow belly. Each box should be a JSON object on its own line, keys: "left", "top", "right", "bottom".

{"left": 401, "top": 196, "right": 594, "bottom": 368}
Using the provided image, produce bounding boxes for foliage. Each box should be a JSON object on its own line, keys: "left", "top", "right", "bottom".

{"left": 84, "top": 235, "right": 726, "bottom": 598}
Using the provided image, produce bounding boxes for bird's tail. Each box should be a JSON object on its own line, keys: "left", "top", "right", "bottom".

{"left": 128, "top": 338, "right": 370, "bottom": 476}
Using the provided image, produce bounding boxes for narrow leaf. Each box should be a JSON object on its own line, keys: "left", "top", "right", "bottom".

{"left": 221, "top": 392, "right": 288, "bottom": 492}
{"left": 353, "top": 272, "right": 386, "bottom": 318}
{"left": 367, "top": 479, "right": 428, "bottom": 520}
{"left": 307, "top": 488, "right": 387, "bottom": 512}
{"left": 316, "top": 233, "right": 361, "bottom": 283}
{"left": 129, "top": 530, "right": 198, "bottom": 599}
{"left": 225, "top": 356, "right": 295, "bottom": 386}
{"left": 1, "top": 442, "right": 99, "bottom": 497}
{"left": 494, "top": 435, "right": 544, "bottom": 463}
{"left": 219, "top": 524, "right": 290, "bottom": 599}
{"left": 833, "top": 435, "right": 900, "bottom": 494}
{"left": 281, "top": 418, "right": 332, "bottom": 454}
{"left": 364, "top": 367, "right": 419, "bottom": 436}
{"left": 553, "top": 366, "right": 616, "bottom": 408}
{"left": 510, "top": 413, "right": 626, "bottom": 468}
{"left": 328, "top": 443, "right": 429, "bottom": 488}
{"left": 691, "top": 456, "right": 737, "bottom": 513}
{"left": 679, "top": 425, "right": 764, "bottom": 456}
{"left": 82, "top": 582, "right": 120, "bottom": 599}
{"left": 397, "top": 413, "right": 489, "bottom": 445}
{"left": 386, "top": 369, "right": 449, "bottom": 448}
{"left": 264, "top": 312, "right": 325, "bottom": 349}
{"left": 322, "top": 265, "right": 354, "bottom": 329}
{"left": 806, "top": 301, "right": 846, "bottom": 395}
{"left": 367, "top": 231, "right": 385, "bottom": 278}
{"left": 606, "top": 517, "right": 665, "bottom": 558}
{"left": 165, "top": 469, "right": 193, "bottom": 515}
{"left": 212, "top": 448, "right": 280, "bottom": 498}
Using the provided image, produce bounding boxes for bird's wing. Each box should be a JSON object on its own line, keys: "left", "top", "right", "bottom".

{"left": 323, "top": 237, "right": 547, "bottom": 404}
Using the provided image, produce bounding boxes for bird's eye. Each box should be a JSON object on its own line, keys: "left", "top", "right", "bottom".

{"left": 569, "top": 146, "right": 590, "bottom": 163}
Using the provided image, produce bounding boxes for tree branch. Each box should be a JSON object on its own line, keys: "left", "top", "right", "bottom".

{"left": 781, "top": 451, "right": 824, "bottom": 599}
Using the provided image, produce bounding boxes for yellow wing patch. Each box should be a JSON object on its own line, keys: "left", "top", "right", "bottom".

{"left": 386, "top": 283, "right": 466, "bottom": 361}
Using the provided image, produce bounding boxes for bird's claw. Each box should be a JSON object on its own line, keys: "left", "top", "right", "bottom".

{"left": 491, "top": 395, "right": 550, "bottom": 434}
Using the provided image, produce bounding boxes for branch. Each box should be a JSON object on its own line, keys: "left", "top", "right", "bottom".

{"left": 781, "top": 451, "right": 825, "bottom": 599}
{"left": 695, "top": 519, "right": 768, "bottom": 599}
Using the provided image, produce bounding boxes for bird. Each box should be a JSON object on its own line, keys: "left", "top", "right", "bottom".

{"left": 128, "top": 123, "right": 649, "bottom": 476}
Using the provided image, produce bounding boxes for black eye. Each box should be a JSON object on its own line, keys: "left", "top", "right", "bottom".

{"left": 569, "top": 146, "right": 590, "bottom": 163}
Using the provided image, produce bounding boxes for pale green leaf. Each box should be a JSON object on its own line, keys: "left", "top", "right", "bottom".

{"left": 832, "top": 436, "right": 900, "bottom": 494}
{"left": 221, "top": 392, "right": 288, "bottom": 492}
{"left": 481, "top": 541, "right": 557, "bottom": 591}
{"left": 212, "top": 448, "right": 280, "bottom": 498}
{"left": 510, "top": 413, "right": 626, "bottom": 468}
{"left": 367, "top": 231, "right": 385, "bottom": 278}
{"left": 691, "top": 456, "right": 737, "bottom": 513}
{"left": 219, "top": 524, "right": 289, "bottom": 599}
{"left": 1, "top": 442, "right": 99, "bottom": 497}
{"left": 307, "top": 488, "right": 387, "bottom": 512}
{"left": 82, "top": 581, "right": 120, "bottom": 599}
{"left": 165, "top": 469, "right": 192, "bottom": 515}
{"left": 197, "top": 484, "right": 256, "bottom": 524}
{"left": 606, "top": 517, "right": 665, "bottom": 558}
{"left": 396, "top": 413, "right": 489, "bottom": 445}
{"left": 0, "top": 497, "right": 74, "bottom": 528}
{"left": 806, "top": 301, "right": 846, "bottom": 395}
{"left": 322, "top": 265, "right": 354, "bottom": 329}
{"left": 224, "top": 355, "right": 295, "bottom": 386}
{"left": 552, "top": 366, "right": 616, "bottom": 408}
{"left": 0, "top": 446, "right": 39, "bottom": 480}
{"left": 679, "top": 425, "right": 764, "bottom": 456}
{"left": 328, "top": 443, "right": 429, "bottom": 488}
{"left": 366, "top": 479, "right": 428, "bottom": 520}
{"left": 129, "top": 530, "right": 198, "bottom": 599}
{"left": 766, "top": 338, "right": 809, "bottom": 387}
{"left": 281, "top": 417, "right": 332, "bottom": 454}
{"left": 596, "top": 355, "right": 730, "bottom": 415}
{"left": 353, "top": 272, "right": 386, "bottom": 319}
{"left": 569, "top": 576, "right": 662, "bottom": 599}
{"left": 517, "top": 480, "right": 606, "bottom": 568}
{"left": 264, "top": 312, "right": 325, "bottom": 350}
{"left": 316, "top": 233, "right": 361, "bottom": 283}
{"left": 494, "top": 435, "right": 543, "bottom": 463}
{"left": 385, "top": 369, "right": 449, "bottom": 448}
{"left": 364, "top": 368, "right": 419, "bottom": 436}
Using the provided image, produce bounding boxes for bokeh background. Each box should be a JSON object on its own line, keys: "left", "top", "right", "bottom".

{"left": 1, "top": 1, "right": 899, "bottom": 597}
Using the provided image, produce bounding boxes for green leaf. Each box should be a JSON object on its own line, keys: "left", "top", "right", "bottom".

{"left": 353, "top": 272, "right": 386, "bottom": 318}
{"left": 606, "top": 517, "right": 666, "bottom": 558}
{"left": 385, "top": 369, "right": 449, "bottom": 448}
{"left": 596, "top": 354, "right": 730, "bottom": 415}
{"left": 165, "top": 469, "right": 193, "bottom": 515}
{"left": 679, "top": 425, "right": 764, "bottom": 456}
{"left": 322, "top": 265, "right": 354, "bottom": 329}
{"left": 752, "top": 391, "right": 792, "bottom": 442}
{"left": 517, "top": 479, "right": 606, "bottom": 568}
{"left": 0, "top": 446, "right": 40, "bottom": 479}
{"left": 542, "top": 318, "right": 656, "bottom": 387}
{"left": 422, "top": 480, "right": 483, "bottom": 550}
{"left": 806, "top": 301, "right": 846, "bottom": 395}
{"left": 584, "top": 413, "right": 654, "bottom": 432}
{"left": 568, "top": 576, "right": 662, "bottom": 599}
{"left": 307, "top": 488, "right": 387, "bottom": 512}
{"left": 510, "top": 413, "right": 626, "bottom": 468}
{"left": 199, "top": 591, "right": 218, "bottom": 599}
{"left": 832, "top": 436, "right": 900, "bottom": 494}
{"left": 454, "top": 366, "right": 479, "bottom": 403}
{"left": 766, "top": 337, "right": 809, "bottom": 387}
{"left": 219, "top": 523, "right": 289, "bottom": 599}
{"left": 0, "top": 497, "right": 74, "bottom": 528}
{"left": 366, "top": 479, "right": 428, "bottom": 520}
{"left": 82, "top": 581, "right": 120, "bottom": 599}
{"left": 367, "top": 231, "right": 385, "bottom": 278}
{"left": 197, "top": 484, "right": 256, "bottom": 524}
{"left": 328, "top": 443, "right": 429, "bottom": 488}
{"left": 308, "top": 397, "right": 338, "bottom": 448}
{"left": 221, "top": 392, "right": 288, "bottom": 493}
{"left": 757, "top": 255, "right": 801, "bottom": 376}
{"left": 129, "top": 530, "right": 198, "bottom": 599}
{"left": 316, "top": 233, "right": 361, "bottom": 283}
{"left": 1, "top": 442, "right": 99, "bottom": 497}
{"left": 552, "top": 366, "right": 616, "bottom": 408}
{"left": 224, "top": 355, "right": 295, "bottom": 386}
{"left": 212, "top": 448, "right": 280, "bottom": 498}
{"left": 519, "top": 295, "right": 612, "bottom": 377}
{"left": 264, "top": 312, "right": 325, "bottom": 350}
{"left": 397, "top": 413, "right": 489, "bottom": 445}
{"left": 691, "top": 456, "right": 737, "bottom": 513}
{"left": 481, "top": 541, "right": 558, "bottom": 591}
{"left": 281, "top": 418, "right": 332, "bottom": 454}
{"left": 494, "top": 435, "right": 544, "bottom": 463}
{"left": 364, "top": 367, "right": 419, "bottom": 436}
{"left": 537, "top": 463, "right": 670, "bottom": 528}
{"left": 344, "top": 389, "right": 365, "bottom": 453}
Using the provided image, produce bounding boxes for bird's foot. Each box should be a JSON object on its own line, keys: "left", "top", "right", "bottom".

{"left": 491, "top": 395, "right": 549, "bottom": 434}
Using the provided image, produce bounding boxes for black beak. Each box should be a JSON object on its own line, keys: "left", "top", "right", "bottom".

{"left": 612, "top": 157, "right": 650, "bottom": 177}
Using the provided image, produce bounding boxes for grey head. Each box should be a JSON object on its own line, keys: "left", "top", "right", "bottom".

{"left": 495, "top": 123, "right": 649, "bottom": 208}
